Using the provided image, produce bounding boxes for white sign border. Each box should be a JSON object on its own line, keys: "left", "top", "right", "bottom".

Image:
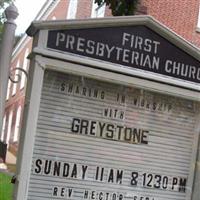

{"left": 14, "top": 54, "right": 200, "bottom": 200}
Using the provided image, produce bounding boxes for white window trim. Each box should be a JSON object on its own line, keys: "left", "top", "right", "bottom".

{"left": 13, "top": 106, "right": 22, "bottom": 142}
{"left": 197, "top": 6, "right": 200, "bottom": 28}
{"left": 6, "top": 80, "right": 11, "bottom": 100}
{"left": 91, "top": 0, "right": 106, "bottom": 18}
{"left": 20, "top": 48, "right": 29, "bottom": 90}
{"left": 12, "top": 60, "right": 20, "bottom": 96}
{"left": 1, "top": 115, "right": 6, "bottom": 142}
{"left": 6, "top": 111, "right": 13, "bottom": 146}
{"left": 67, "top": 0, "right": 78, "bottom": 19}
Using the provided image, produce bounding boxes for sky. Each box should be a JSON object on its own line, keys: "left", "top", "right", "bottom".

{"left": 15, "top": 0, "right": 46, "bottom": 35}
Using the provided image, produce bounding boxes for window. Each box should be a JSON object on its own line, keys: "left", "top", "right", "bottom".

{"left": 67, "top": 0, "right": 78, "bottom": 19}
{"left": 1, "top": 116, "right": 6, "bottom": 142}
{"left": 6, "top": 111, "right": 13, "bottom": 146}
{"left": 6, "top": 80, "right": 11, "bottom": 100}
{"left": 197, "top": 6, "right": 200, "bottom": 29}
{"left": 20, "top": 48, "right": 29, "bottom": 90}
{"left": 197, "top": 12, "right": 200, "bottom": 31}
{"left": 12, "top": 60, "right": 20, "bottom": 96}
{"left": 91, "top": 0, "right": 106, "bottom": 18}
{"left": 13, "top": 106, "right": 22, "bottom": 142}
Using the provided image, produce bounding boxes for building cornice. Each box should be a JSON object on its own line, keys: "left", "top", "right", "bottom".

{"left": 12, "top": 0, "right": 60, "bottom": 61}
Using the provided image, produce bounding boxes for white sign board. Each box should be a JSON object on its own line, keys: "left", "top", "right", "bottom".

{"left": 26, "top": 69, "right": 198, "bottom": 200}
{"left": 15, "top": 16, "right": 200, "bottom": 200}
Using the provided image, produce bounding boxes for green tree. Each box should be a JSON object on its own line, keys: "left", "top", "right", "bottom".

{"left": 95, "top": 0, "right": 139, "bottom": 16}
{"left": 0, "top": 0, "right": 12, "bottom": 44}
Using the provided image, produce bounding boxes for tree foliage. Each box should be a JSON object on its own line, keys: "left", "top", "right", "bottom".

{"left": 0, "top": 0, "right": 12, "bottom": 44}
{"left": 95, "top": 0, "right": 139, "bottom": 16}
{"left": 0, "top": 0, "right": 12, "bottom": 23}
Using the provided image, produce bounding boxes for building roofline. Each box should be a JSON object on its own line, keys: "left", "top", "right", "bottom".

{"left": 12, "top": 0, "right": 59, "bottom": 60}
{"left": 34, "top": 0, "right": 54, "bottom": 21}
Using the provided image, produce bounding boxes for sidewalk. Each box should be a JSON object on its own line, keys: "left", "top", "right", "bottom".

{"left": 0, "top": 151, "right": 16, "bottom": 171}
{"left": 5, "top": 151, "right": 16, "bottom": 165}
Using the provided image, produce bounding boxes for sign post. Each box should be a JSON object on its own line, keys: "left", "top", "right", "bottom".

{"left": 0, "top": 3, "right": 18, "bottom": 137}
{"left": 14, "top": 16, "right": 200, "bottom": 200}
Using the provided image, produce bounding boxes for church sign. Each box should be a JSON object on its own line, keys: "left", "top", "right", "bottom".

{"left": 14, "top": 16, "right": 200, "bottom": 200}
{"left": 27, "top": 70, "right": 195, "bottom": 200}
{"left": 47, "top": 26, "right": 200, "bottom": 84}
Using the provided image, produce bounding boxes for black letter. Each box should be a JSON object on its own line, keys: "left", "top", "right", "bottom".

{"left": 172, "top": 177, "right": 178, "bottom": 190}
{"left": 179, "top": 178, "right": 187, "bottom": 192}
{"left": 82, "top": 165, "right": 88, "bottom": 180}
{"left": 71, "top": 164, "right": 77, "bottom": 178}
{"left": 61, "top": 188, "right": 65, "bottom": 197}
{"left": 116, "top": 170, "right": 123, "bottom": 184}
{"left": 53, "top": 187, "right": 58, "bottom": 196}
{"left": 90, "top": 121, "right": 97, "bottom": 135}
{"left": 71, "top": 118, "right": 80, "bottom": 133}
{"left": 53, "top": 161, "right": 61, "bottom": 176}
{"left": 63, "top": 163, "right": 70, "bottom": 177}
{"left": 108, "top": 169, "right": 114, "bottom": 183}
{"left": 99, "top": 122, "right": 106, "bottom": 137}
{"left": 106, "top": 124, "right": 114, "bottom": 138}
{"left": 44, "top": 160, "right": 51, "bottom": 175}
{"left": 141, "top": 130, "right": 148, "bottom": 144}
{"left": 60, "top": 83, "right": 65, "bottom": 91}
{"left": 84, "top": 190, "right": 89, "bottom": 199}
{"left": 131, "top": 172, "right": 138, "bottom": 186}
{"left": 80, "top": 120, "right": 89, "bottom": 134}
{"left": 34, "top": 159, "right": 42, "bottom": 174}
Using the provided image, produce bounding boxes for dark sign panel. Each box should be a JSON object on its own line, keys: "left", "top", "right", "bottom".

{"left": 47, "top": 26, "right": 200, "bottom": 84}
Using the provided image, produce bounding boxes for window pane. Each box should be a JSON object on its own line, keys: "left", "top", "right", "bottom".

{"left": 20, "top": 49, "right": 29, "bottom": 90}
{"left": 13, "top": 106, "right": 22, "bottom": 142}
{"left": 67, "top": 0, "right": 78, "bottom": 19}
{"left": 1, "top": 115, "right": 6, "bottom": 141}
{"left": 6, "top": 111, "right": 13, "bottom": 147}
{"left": 12, "top": 60, "right": 20, "bottom": 96}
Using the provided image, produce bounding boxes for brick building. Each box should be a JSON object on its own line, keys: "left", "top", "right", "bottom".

{"left": 1, "top": 0, "right": 200, "bottom": 157}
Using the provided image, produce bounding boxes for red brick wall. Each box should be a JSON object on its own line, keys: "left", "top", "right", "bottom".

{"left": 76, "top": 0, "right": 93, "bottom": 19}
{"left": 4, "top": 40, "right": 32, "bottom": 145}
{"left": 105, "top": 5, "right": 112, "bottom": 17}
{"left": 5, "top": 97, "right": 25, "bottom": 144}
{"left": 76, "top": 1, "right": 112, "bottom": 19}
{"left": 142, "top": 0, "right": 200, "bottom": 47}
{"left": 47, "top": 0, "right": 69, "bottom": 20}
{"left": 10, "top": 41, "right": 32, "bottom": 100}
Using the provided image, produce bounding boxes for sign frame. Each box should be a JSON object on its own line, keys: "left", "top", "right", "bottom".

{"left": 14, "top": 55, "right": 200, "bottom": 200}
{"left": 27, "top": 15, "right": 200, "bottom": 91}
{"left": 14, "top": 16, "right": 200, "bottom": 200}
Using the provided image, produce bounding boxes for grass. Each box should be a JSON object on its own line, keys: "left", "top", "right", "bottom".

{"left": 0, "top": 172, "right": 13, "bottom": 200}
